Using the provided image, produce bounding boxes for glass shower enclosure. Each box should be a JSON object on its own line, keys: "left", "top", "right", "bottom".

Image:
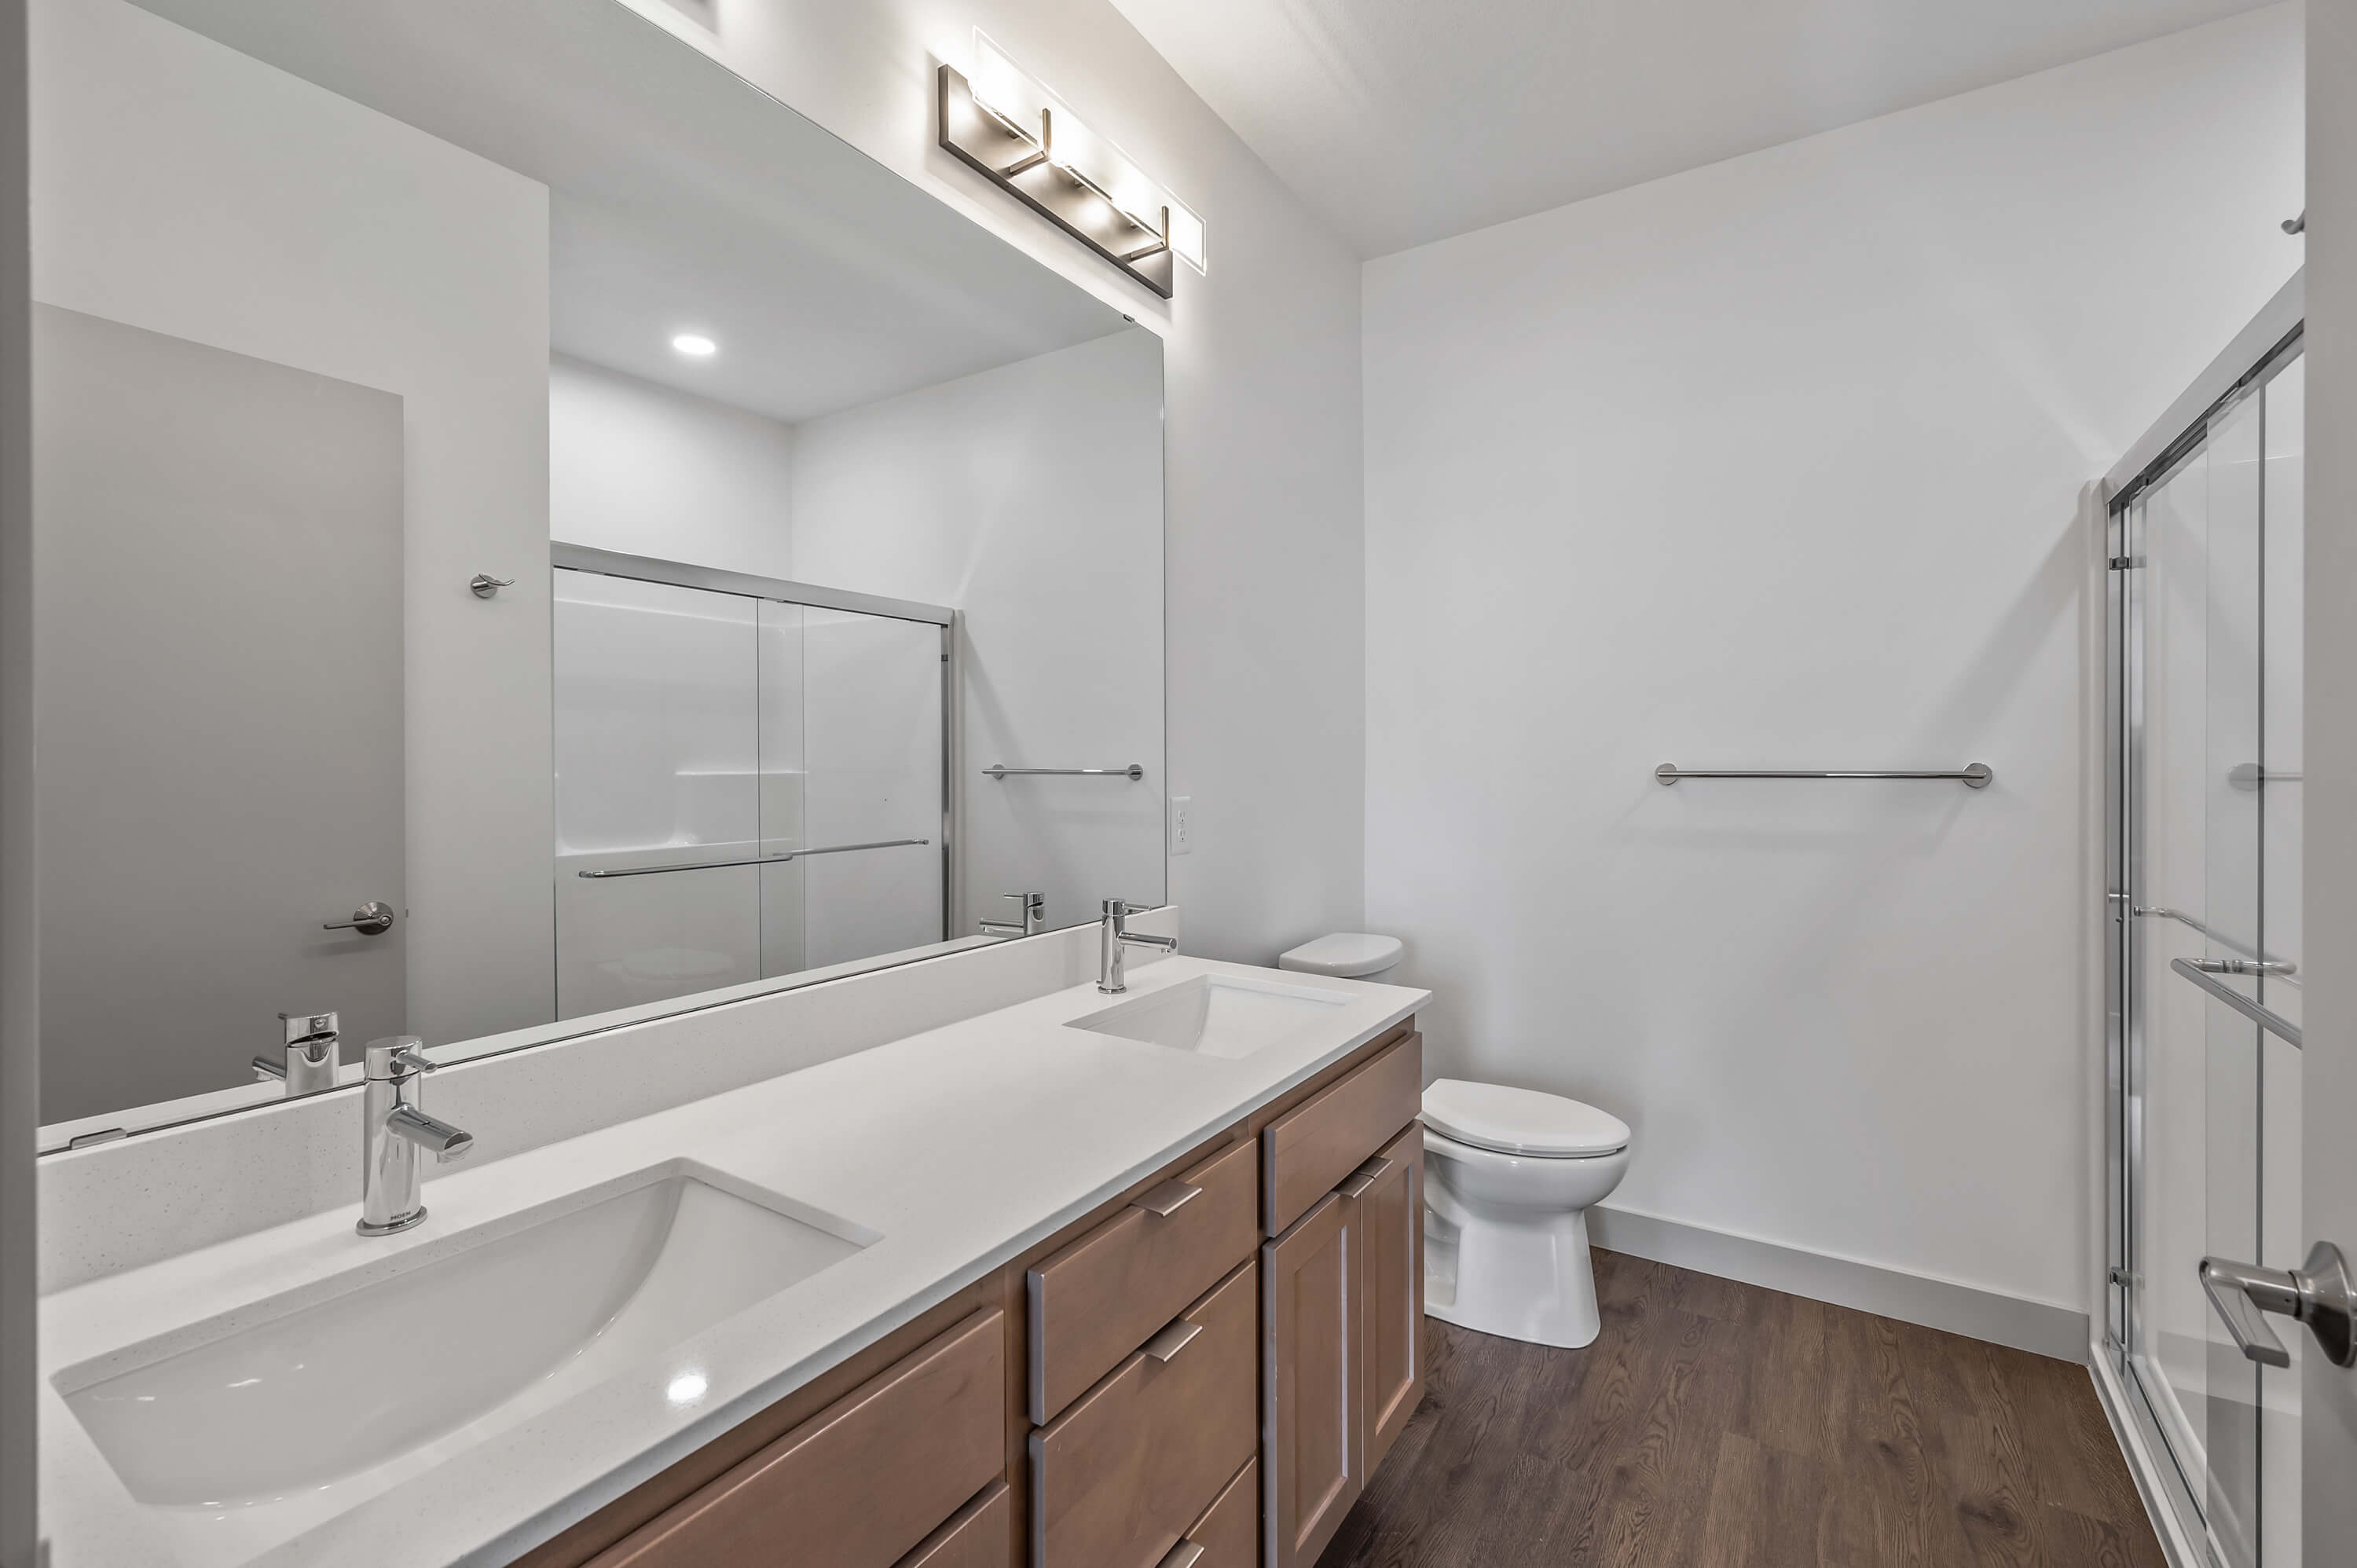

{"left": 552, "top": 548, "right": 950, "bottom": 1020}
{"left": 2109, "top": 319, "right": 2304, "bottom": 1567}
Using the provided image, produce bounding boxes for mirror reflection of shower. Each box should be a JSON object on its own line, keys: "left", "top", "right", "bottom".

{"left": 553, "top": 554, "right": 948, "bottom": 1018}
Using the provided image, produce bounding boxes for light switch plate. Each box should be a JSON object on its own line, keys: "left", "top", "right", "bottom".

{"left": 1169, "top": 795, "right": 1192, "bottom": 855}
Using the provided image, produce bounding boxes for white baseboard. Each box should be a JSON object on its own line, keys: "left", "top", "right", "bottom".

{"left": 1587, "top": 1203, "right": 2090, "bottom": 1363}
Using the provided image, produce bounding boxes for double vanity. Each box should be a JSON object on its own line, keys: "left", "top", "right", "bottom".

{"left": 37, "top": 942, "right": 1429, "bottom": 1568}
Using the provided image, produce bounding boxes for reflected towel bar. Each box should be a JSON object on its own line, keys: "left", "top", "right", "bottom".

{"left": 2169, "top": 957, "right": 2303, "bottom": 1049}
{"left": 577, "top": 837, "right": 930, "bottom": 879}
{"left": 984, "top": 764, "right": 1144, "bottom": 781}
{"left": 1655, "top": 762, "right": 1993, "bottom": 788}
{"left": 2134, "top": 903, "right": 2297, "bottom": 976}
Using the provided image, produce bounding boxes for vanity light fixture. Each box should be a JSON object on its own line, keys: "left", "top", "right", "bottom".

{"left": 939, "top": 32, "right": 1205, "bottom": 299}
{"left": 670, "top": 332, "right": 717, "bottom": 357}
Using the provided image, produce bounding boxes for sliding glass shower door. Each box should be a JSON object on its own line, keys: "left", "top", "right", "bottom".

{"left": 552, "top": 562, "right": 948, "bottom": 1019}
{"left": 2113, "top": 335, "right": 2303, "bottom": 1568}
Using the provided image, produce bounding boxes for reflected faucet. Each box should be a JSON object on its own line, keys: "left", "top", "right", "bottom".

{"left": 357, "top": 1036, "right": 473, "bottom": 1236}
{"left": 1098, "top": 899, "right": 1176, "bottom": 994}
{"left": 981, "top": 891, "right": 1047, "bottom": 939}
{"left": 255, "top": 1010, "right": 340, "bottom": 1096}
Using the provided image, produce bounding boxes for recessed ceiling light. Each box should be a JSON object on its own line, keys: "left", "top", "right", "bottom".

{"left": 671, "top": 333, "right": 717, "bottom": 357}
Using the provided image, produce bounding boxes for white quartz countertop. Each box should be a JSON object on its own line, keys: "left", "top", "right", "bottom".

{"left": 38, "top": 955, "right": 1428, "bottom": 1568}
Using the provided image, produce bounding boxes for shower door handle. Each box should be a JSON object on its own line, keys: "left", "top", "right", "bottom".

{"left": 2199, "top": 1242, "right": 2357, "bottom": 1368}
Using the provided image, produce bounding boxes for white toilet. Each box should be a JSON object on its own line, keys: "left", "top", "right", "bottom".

{"left": 1420, "top": 1078, "right": 1633, "bottom": 1350}
{"left": 1278, "top": 932, "right": 1632, "bottom": 1350}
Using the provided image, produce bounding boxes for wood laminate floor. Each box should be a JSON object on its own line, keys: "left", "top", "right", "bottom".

{"left": 1321, "top": 1248, "right": 2165, "bottom": 1568}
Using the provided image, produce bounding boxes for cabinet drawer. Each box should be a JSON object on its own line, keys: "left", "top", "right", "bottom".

{"left": 1028, "top": 1138, "right": 1258, "bottom": 1423}
{"left": 897, "top": 1482, "right": 1011, "bottom": 1568}
{"left": 1030, "top": 1259, "right": 1258, "bottom": 1568}
{"left": 1176, "top": 1458, "right": 1257, "bottom": 1568}
{"left": 592, "top": 1308, "right": 1005, "bottom": 1568}
{"left": 1262, "top": 1031, "right": 1421, "bottom": 1235}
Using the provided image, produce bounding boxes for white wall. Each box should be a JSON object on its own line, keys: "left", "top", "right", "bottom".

{"left": 794, "top": 330, "right": 1165, "bottom": 940}
{"left": 29, "top": 0, "right": 554, "bottom": 1043}
{"left": 1364, "top": 6, "right": 2304, "bottom": 1315}
{"left": 550, "top": 354, "right": 796, "bottom": 581}
{"left": 612, "top": 0, "right": 1366, "bottom": 966}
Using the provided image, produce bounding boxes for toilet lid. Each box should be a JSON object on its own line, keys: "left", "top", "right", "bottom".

{"left": 1420, "top": 1079, "right": 1630, "bottom": 1158}
{"left": 1276, "top": 932, "right": 1403, "bottom": 977}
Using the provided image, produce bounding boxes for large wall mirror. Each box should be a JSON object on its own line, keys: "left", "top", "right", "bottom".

{"left": 31, "top": 0, "right": 1165, "bottom": 1149}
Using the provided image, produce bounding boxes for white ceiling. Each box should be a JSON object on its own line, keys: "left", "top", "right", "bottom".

{"left": 1109, "top": 0, "right": 2278, "bottom": 258}
{"left": 134, "top": 0, "right": 1132, "bottom": 424}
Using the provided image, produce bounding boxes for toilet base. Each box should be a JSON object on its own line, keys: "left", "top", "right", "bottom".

{"left": 1423, "top": 1204, "right": 1601, "bottom": 1350}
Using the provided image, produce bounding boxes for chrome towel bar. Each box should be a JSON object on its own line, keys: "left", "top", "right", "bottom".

{"left": 577, "top": 837, "right": 930, "bottom": 879}
{"left": 2169, "top": 957, "right": 2302, "bottom": 1049}
{"left": 2134, "top": 903, "right": 2297, "bottom": 975}
{"left": 984, "top": 764, "right": 1144, "bottom": 780}
{"left": 1655, "top": 762, "right": 1993, "bottom": 788}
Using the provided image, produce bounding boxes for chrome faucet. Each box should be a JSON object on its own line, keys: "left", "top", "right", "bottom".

{"left": 981, "top": 891, "right": 1047, "bottom": 939}
{"left": 255, "top": 1010, "right": 340, "bottom": 1096}
{"left": 357, "top": 1036, "right": 473, "bottom": 1236}
{"left": 1098, "top": 899, "right": 1176, "bottom": 994}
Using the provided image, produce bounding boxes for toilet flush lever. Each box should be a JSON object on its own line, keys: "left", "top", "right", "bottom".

{"left": 2200, "top": 1241, "right": 2357, "bottom": 1368}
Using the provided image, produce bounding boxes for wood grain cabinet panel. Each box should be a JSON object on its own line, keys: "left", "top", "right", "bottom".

{"left": 1260, "top": 1032, "right": 1420, "bottom": 1236}
{"left": 1261, "top": 1193, "right": 1361, "bottom": 1568}
{"left": 588, "top": 1309, "right": 1005, "bottom": 1568}
{"left": 895, "top": 1482, "right": 1011, "bottom": 1568}
{"left": 1028, "top": 1137, "right": 1258, "bottom": 1423}
{"left": 1029, "top": 1260, "right": 1259, "bottom": 1568}
{"left": 1177, "top": 1458, "right": 1258, "bottom": 1568}
{"left": 1354, "top": 1124, "right": 1425, "bottom": 1477}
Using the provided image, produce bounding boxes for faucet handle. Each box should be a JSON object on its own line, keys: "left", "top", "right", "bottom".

{"left": 362, "top": 1035, "right": 434, "bottom": 1079}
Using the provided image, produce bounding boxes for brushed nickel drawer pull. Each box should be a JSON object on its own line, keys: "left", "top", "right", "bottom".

{"left": 1338, "top": 1155, "right": 1396, "bottom": 1199}
{"left": 1142, "top": 1318, "right": 1204, "bottom": 1363}
{"left": 1157, "top": 1544, "right": 1208, "bottom": 1568}
{"left": 1131, "top": 1179, "right": 1204, "bottom": 1218}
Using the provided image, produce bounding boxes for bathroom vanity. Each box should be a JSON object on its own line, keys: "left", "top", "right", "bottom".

{"left": 36, "top": 951, "right": 1429, "bottom": 1567}
{"left": 520, "top": 1015, "right": 1422, "bottom": 1568}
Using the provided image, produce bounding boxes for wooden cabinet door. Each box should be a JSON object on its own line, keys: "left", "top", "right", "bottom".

{"left": 1351, "top": 1125, "right": 1424, "bottom": 1476}
{"left": 1261, "top": 1192, "right": 1360, "bottom": 1568}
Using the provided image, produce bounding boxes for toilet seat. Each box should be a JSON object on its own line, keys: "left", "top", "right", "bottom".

{"left": 1421, "top": 1078, "right": 1629, "bottom": 1159}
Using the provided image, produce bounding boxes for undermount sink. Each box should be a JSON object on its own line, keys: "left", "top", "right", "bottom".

{"left": 1069, "top": 973, "right": 1354, "bottom": 1060}
{"left": 57, "top": 1163, "right": 875, "bottom": 1511}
